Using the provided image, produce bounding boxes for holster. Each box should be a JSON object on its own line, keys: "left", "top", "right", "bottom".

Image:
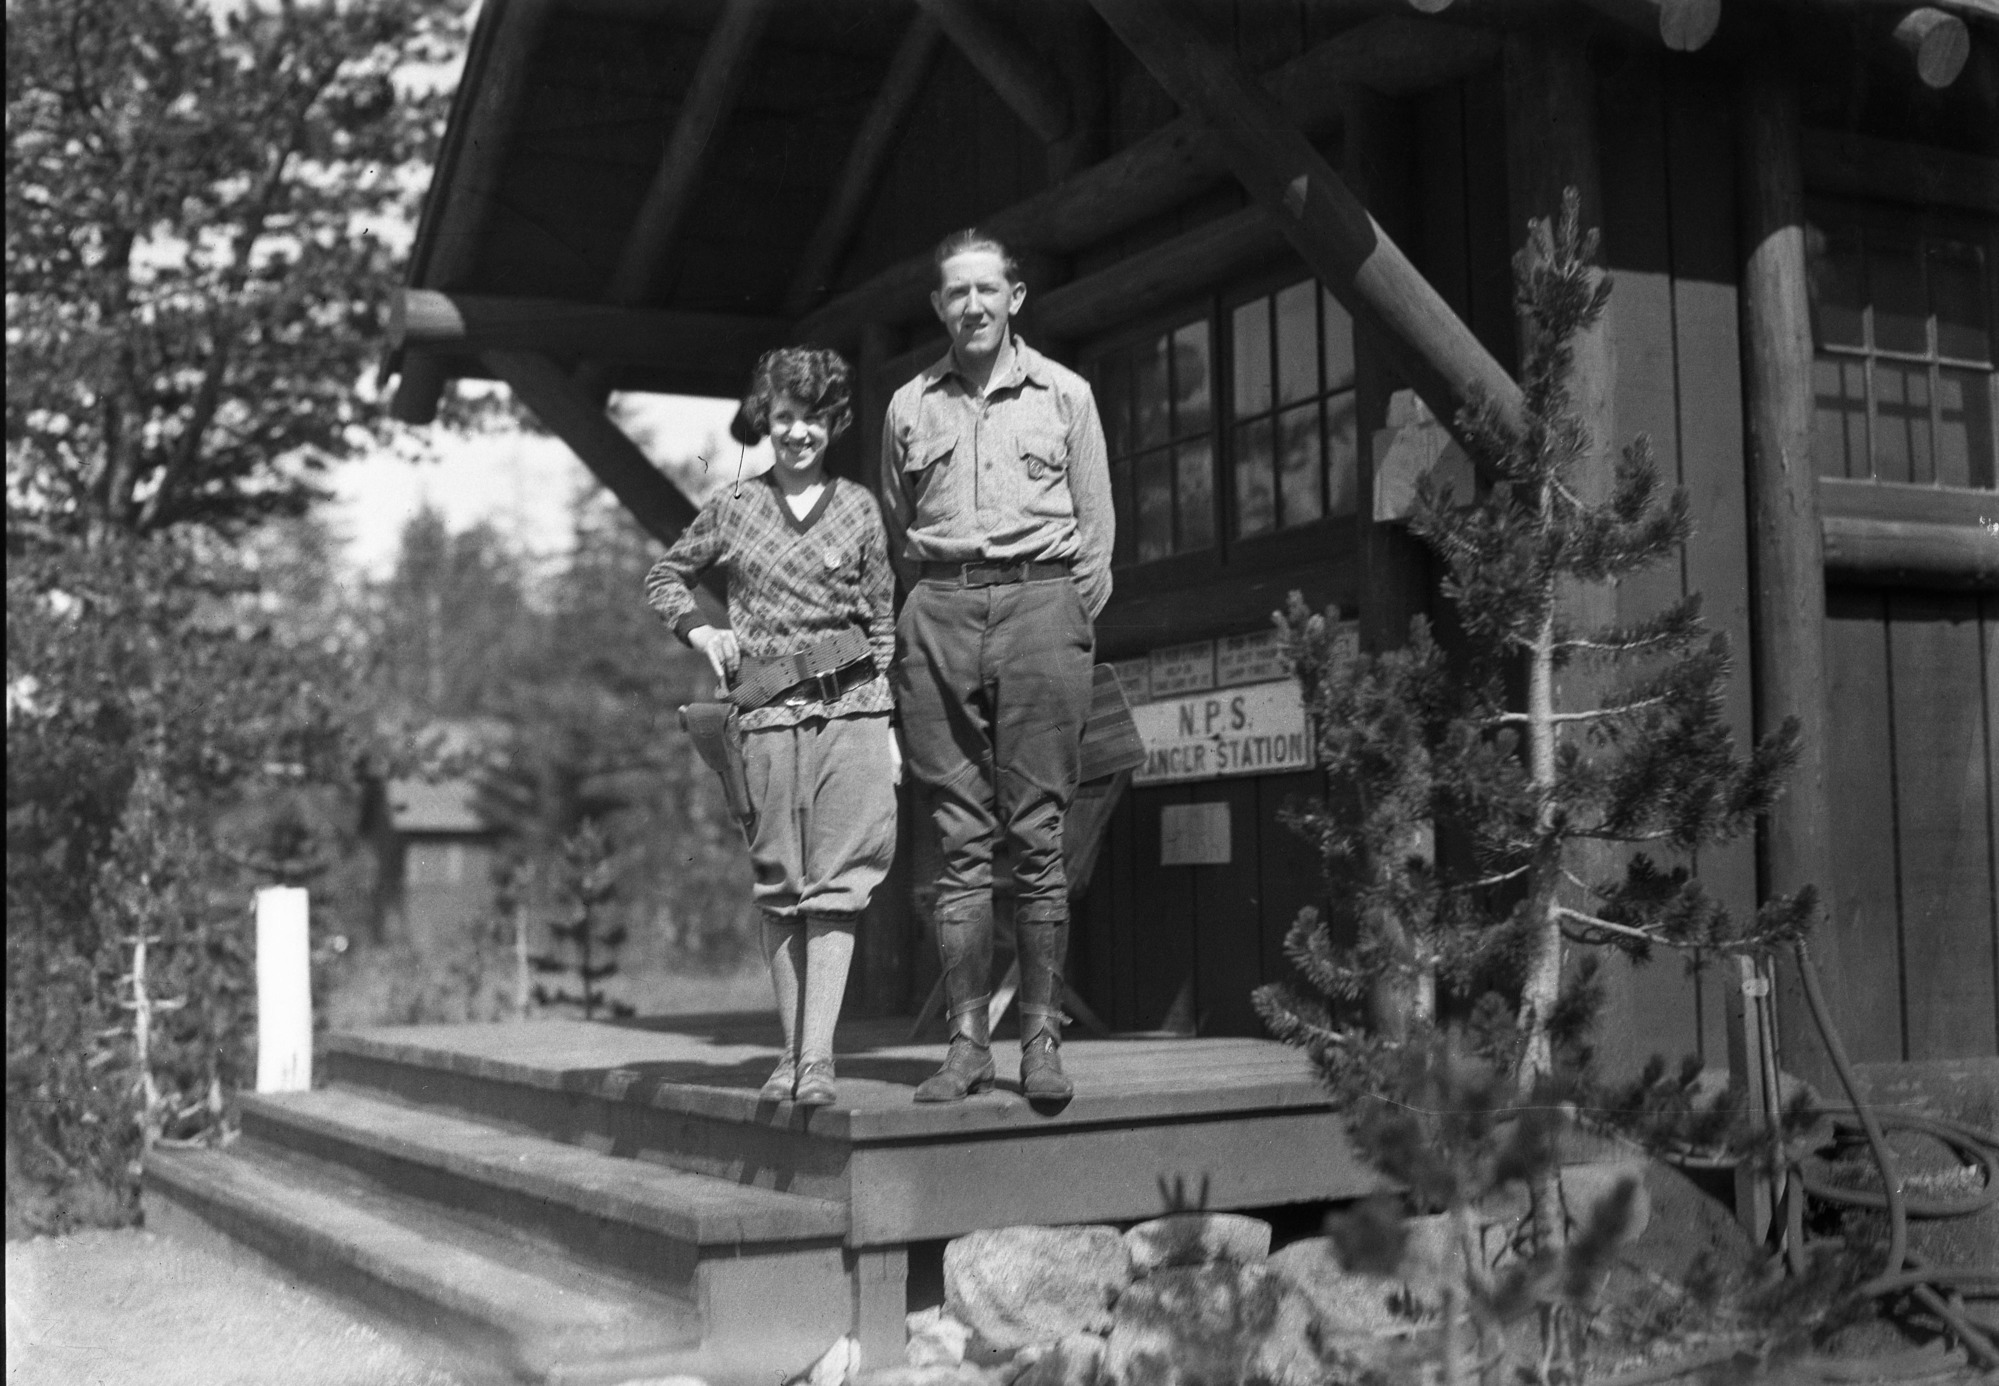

{"left": 679, "top": 702, "right": 755, "bottom": 833}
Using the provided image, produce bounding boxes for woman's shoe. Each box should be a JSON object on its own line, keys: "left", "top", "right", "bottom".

{"left": 760, "top": 1053, "right": 798, "bottom": 1102}
{"left": 794, "top": 1055, "right": 838, "bottom": 1107}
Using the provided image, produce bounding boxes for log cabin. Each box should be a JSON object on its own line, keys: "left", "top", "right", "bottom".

{"left": 384, "top": 0, "right": 1999, "bottom": 1083}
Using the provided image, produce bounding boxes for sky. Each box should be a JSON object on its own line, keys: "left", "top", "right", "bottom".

{"left": 327, "top": 393, "right": 766, "bottom": 578}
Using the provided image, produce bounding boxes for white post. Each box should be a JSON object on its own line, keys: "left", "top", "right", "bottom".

{"left": 255, "top": 886, "right": 313, "bottom": 1093}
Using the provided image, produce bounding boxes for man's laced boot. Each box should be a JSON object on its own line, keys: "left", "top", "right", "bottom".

{"left": 1018, "top": 919, "right": 1074, "bottom": 1102}
{"left": 914, "top": 906, "right": 996, "bottom": 1103}
{"left": 914, "top": 1000, "right": 994, "bottom": 1101}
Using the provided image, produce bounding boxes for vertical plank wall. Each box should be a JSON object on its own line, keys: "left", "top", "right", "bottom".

{"left": 1825, "top": 588, "right": 1999, "bottom": 1061}
{"left": 1586, "top": 53, "right": 1747, "bottom": 1076}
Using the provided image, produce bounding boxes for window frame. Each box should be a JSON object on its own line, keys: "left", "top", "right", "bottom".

{"left": 1805, "top": 193, "right": 1999, "bottom": 495}
{"left": 1080, "top": 264, "right": 1362, "bottom": 584}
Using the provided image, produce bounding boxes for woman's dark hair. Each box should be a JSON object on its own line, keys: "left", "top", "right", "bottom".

{"left": 931, "top": 228, "right": 1021, "bottom": 288}
{"left": 731, "top": 346, "right": 853, "bottom": 445}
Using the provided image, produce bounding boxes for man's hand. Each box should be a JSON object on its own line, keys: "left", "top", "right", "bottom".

{"left": 686, "top": 625, "right": 740, "bottom": 694}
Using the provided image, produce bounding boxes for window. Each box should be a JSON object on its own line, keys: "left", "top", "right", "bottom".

{"left": 1097, "top": 321, "right": 1215, "bottom": 565}
{"left": 1230, "top": 280, "right": 1359, "bottom": 537}
{"left": 1087, "top": 276, "right": 1360, "bottom": 571}
{"left": 1808, "top": 203, "right": 1997, "bottom": 489}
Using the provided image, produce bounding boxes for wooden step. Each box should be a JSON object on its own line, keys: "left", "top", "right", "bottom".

{"left": 148, "top": 1127, "right": 856, "bottom": 1385}
{"left": 241, "top": 1087, "right": 848, "bottom": 1268}
{"left": 146, "top": 1142, "right": 704, "bottom": 1385}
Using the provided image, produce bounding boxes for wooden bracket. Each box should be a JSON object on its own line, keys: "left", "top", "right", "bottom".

{"left": 481, "top": 349, "right": 725, "bottom": 610}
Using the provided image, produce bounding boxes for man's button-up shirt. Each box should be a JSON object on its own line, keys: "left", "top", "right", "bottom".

{"left": 880, "top": 336, "right": 1115, "bottom": 618}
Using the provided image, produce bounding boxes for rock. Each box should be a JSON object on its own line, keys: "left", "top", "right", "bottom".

{"left": 1559, "top": 1161, "right": 1652, "bottom": 1246}
{"left": 1100, "top": 1261, "right": 1353, "bottom": 1386}
{"left": 945, "top": 1226, "right": 1131, "bottom": 1352}
{"left": 1264, "top": 1237, "right": 1408, "bottom": 1337}
{"left": 855, "top": 1366, "right": 994, "bottom": 1386}
{"left": 1011, "top": 1333, "right": 1106, "bottom": 1386}
{"left": 1616, "top": 1158, "right": 1754, "bottom": 1284}
{"left": 906, "top": 1308, "right": 972, "bottom": 1368}
{"left": 1124, "top": 1213, "right": 1271, "bottom": 1276}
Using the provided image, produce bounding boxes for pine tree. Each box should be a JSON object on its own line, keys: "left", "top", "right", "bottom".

{"left": 1256, "top": 188, "right": 1817, "bottom": 1100}
{"left": 530, "top": 820, "right": 634, "bottom": 1021}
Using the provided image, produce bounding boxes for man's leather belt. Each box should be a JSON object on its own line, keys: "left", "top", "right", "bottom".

{"left": 920, "top": 559, "right": 1072, "bottom": 587}
{"left": 730, "top": 627, "right": 876, "bottom": 711}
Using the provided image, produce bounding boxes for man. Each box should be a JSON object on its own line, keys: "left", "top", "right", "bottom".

{"left": 882, "top": 229, "right": 1114, "bottom": 1104}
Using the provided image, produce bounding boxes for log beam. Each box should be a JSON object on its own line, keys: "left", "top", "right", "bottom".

{"left": 783, "top": 16, "right": 944, "bottom": 317}
{"left": 1736, "top": 57, "right": 1837, "bottom": 1092}
{"left": 1575, "top": 0, "right": 1724, "bottom": 50}
{"left": 1088, "top": 0, "right": 1526, "bottom": 448}
{"left": 395, "top": 290, "right": 785, "bottom": 374}
{"left": 1822, "top": 515, "right": 1999, "bottom": 586}
{"left": 392, "top": 0, "right": 556, "bottom": 424}
{"left": 1032, "top": 208, "right": 1286, "bottom": 341}
{"left": 1804, "top": 131, "right": 1999, "bottom": 214}
{"left": 913, "top": 0, "right": 1069, "bottom": 143}
{"left": 603, "top": 0, "right": 777, "bottom": 308}
{"left": 795, "top": 14, "right": 1498, "bottom": 346}
{"left": 481, "top": 349, "right": 724, "bottom": 612}
{"left": 1893, "top": 7, "right": 1973, "bottom": 88}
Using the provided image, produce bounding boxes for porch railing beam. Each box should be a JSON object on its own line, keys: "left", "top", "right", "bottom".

{"left": 1087, "top": 0, "right": 1527, "bottom": 449}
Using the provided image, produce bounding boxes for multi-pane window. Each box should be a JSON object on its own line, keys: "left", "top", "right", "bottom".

{"left": 1231, "top": 280, "right": 1358, "bottom": 537}
{"left": 1096, "top": 321, "right": 1214, "bottom": 565}
{"left": 1808, "top": 204, "right": 1997, "bottom": 489}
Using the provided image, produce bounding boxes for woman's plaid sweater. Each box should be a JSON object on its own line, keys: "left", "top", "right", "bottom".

{"left": 644, "top": 473, "right": 896, "bottom": 730}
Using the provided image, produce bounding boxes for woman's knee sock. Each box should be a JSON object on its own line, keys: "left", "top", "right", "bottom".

{"left": 799, "top": 914, "right": 856, "bottom": 1059}
{"left": 762, "top": 915, "right": 806, "bottom": 1055}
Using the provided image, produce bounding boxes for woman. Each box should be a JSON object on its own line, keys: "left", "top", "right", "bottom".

{"left": 644, "top": 347, "right": 898, "bottom": 1107}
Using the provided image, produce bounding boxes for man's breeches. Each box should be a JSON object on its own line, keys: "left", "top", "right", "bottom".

{"left": 743, "top": 714, "right": 898, "bottom": 919}
{"left": 893, "top": 576, "right": 1094, "bottom": 924}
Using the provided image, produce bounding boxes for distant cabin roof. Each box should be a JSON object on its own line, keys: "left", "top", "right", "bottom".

{"left": 385, "top": 779, "right": 491, "bottom": 836}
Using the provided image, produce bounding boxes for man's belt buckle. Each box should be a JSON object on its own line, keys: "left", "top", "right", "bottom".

{"left": 968, "top": 560, "right": 1026, "bottom": 587}
{"left": 810, "top": 669, "right": 844, "bottom": 702}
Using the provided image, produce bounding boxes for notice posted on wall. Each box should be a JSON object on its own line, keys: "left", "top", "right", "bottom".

{"left": 1131, "top": 679, "right": 1315, "bottom": 785}
{"left": 1160, "top": 801, "right": 1232, "bottom": 866}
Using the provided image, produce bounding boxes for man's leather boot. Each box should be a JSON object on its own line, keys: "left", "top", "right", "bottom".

{"left": 914, "top": 907, "right": 995, "bottom": 1102}
{"left": 1017, "top": 919, "right": 1073, "bottom": 1102}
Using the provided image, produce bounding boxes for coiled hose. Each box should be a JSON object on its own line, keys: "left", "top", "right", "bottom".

{"left": 1790, "top": 939, "right": 1999, "bottom": 1370}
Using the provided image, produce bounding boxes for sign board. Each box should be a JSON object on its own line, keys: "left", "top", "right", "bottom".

{"left": 1133, "top": 679, "right": 1315, "bottom": 784}
{"left": 1161, "top": 801, "right": 1232, "bottom": 865}
{"left": 1149, "top": 641, "right": 1216, "bottom": 697}
{"left": 1217, "top": 629, "right": 1288, "bottom": 688}
{"left": 1111, "top": 656, "right": 1152, "bottom": 707}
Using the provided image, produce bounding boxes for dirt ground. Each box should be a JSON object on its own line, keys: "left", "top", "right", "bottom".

{"left": 5, "top": 1226, "right": 463, "bottom": 1386}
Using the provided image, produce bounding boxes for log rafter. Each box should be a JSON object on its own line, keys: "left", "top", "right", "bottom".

{"left": 603, "top": 0, "right": 777, "bottom": 309}
{"left": 1086, "top": 0, "right": 1528, "bottom": 449}
{"left": 782, "top": 15, "right": 944, "bottom": 317}
{"left": 913, "top": 0, "right": 1070, "bottom": 143}
{"left": 391, "top": 0, "right": 556, "bottom": 424}
{"left": 793, "top": 14, "right": 1498, "bottom": 346}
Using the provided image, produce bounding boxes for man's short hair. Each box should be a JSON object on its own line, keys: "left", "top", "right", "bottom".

{"left": 732, "top": 346, "right": 853, "bottom": 445}
{"left": 932, "top": 228, "right": 1021, "bottom": 289}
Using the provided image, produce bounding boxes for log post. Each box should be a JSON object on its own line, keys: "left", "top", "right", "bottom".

{"left": 1893, "top": 8, "right": 1973, "bottom": 88}
{"left": 1736, "top": 57, "right": 1838, "bottom": 1092}
{"left": 1087, "top": 0, "right": 1527, "bottom": 451}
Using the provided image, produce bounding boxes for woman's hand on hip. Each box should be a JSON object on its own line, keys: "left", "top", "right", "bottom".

{"left": 686, "top": 625, "right": 740, "bottom": 694}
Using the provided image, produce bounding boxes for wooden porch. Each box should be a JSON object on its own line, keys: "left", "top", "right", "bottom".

{"left": 148, "top": 1012, "right": 1378, "bottom": 1384}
